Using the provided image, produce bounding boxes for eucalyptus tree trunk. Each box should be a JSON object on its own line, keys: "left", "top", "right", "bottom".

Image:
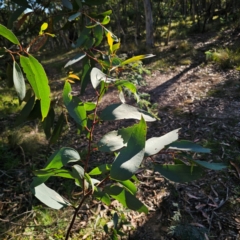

{"left": 143, "top": 0, "right": 154, "bottom": 47}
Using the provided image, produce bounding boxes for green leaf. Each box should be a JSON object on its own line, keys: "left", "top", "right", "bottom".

{"left": 64, "top": 52, "right": 86, "bottom": 68}
{"left": 63, "top": 81, "right": 87, "bottom": 127}
{"left": 31, "top": 183, "right": 70, "bottom": 209}
{"left": 118, "top": 180, "right": 137, "bottom": 195}
{"left": 121, "top": 54, "right": 155, "bottom": 65}
{"left": 74, "top": 28, "right": 90, "bottom": 48}
{"left": 102, "top": 16, "right": 110, "bottom": 25}
{"left": 97, "top": 10, "right": 112, "bottom": 17}
{"left": 33, "top": 168, "right": 75, "bottom": 179}
{"left": 49, "top": 112, "right": 65, "bottom": 144}
{"left": 13, "top": 61, "right": 26, "bottom": 100}
{"left": 27, "top": 99, "right": 41, "bottom": 120}
{"left": 90, "top": 67, "right": 116, "bottom": 89}
{"left": 7, "top": 7, "right": 26, "bottom": 29}
{"left": 193, "top": 160, "right": 227, "bottom": 170}
{"left": 98, "top": 126, "right": 135, "bottom": 152}
{"left": 20, "top": 55, "right": 50, "bottom": 120}
{"left": 100, "top": 103, "right": 156, "bottom": 122}
{"left": 89, "top": 164, "right": 111, "bottom": 175}
{"left": 84, "top": 37, "right": 95, "bottom": 49}
{"left": 154, "top": 164, "right": 204, "bottom": 183}
{"left": 15, "top": 95, "right": 35, "bottom": 126}
{"left": 80, "top": 59, "right": 91, "bottom": 95}
{"left": 113, "top": 213, "right": 118, "bottom": 229}
{"left": 71, "top": 164, "right": 84, "bottom": 180}
{"left": 62, "top": 0, "right": 73, "bottom": 9}
{"left": 110, "top": 117, "right": 146, "bottom": 181}
{"left": 0, "top": 24, "right": 20, "bottom": 45}
{"left": 40, "top": 22, "right": 48, "bottom": 31}
{"left": 93, "top": 24, "right": 103, "bottom": 46}
{"left": 145, "top": 128, "right": 180, "bottom": 157}
{"left": 168, "top": 140, "right": 211, "bottom": 153}
{"left": 93, "top": 187, "right": 111, "bottom": 205}
{"left": 114, "top": 80, "right": 136, "bottom": 94}
{"left": 68, "top": 12, "right": 81, "bottom": 22}
{"left": 43, "top": 108, "right": 55, "bottom": 139}
{"left": 44, "top": 147, "right": 80, "bottom": 169}
{"left": 84, "top": 102, "right": 96, "bottom": 111}
{"left": 104, "top": 185, "right": 148, "bottom": 213}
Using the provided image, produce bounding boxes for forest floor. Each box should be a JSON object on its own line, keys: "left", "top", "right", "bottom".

{"left": 1, "top": 27, "right": 240, "bottom": 240}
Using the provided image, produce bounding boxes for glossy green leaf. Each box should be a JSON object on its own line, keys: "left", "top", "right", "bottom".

{"left": 110, "top": 117, "right": 146, "bottom": 181}
{"left": 102, "top": 16, "right": 110, "bottom": 25}
{"left": 100, "top": 103, "right": 156, "bottom": 122}
{"left": 119, "top": 180, "right": 137, "bottom": 195}
{"left": 33, "top": 168, "right": 75, "bottom": 179}
{"left": 193, "top": 160, "right": 227, "bottom": 170}
{"left": 62, "top": 0, "right": 73, "bottom": 9}
{"left": 90, "top": 67, "right": 116, "bottom": 89}
{"left": 13, "top": 61, "right": 26, "bottom": 100}
{"left": 168, "top": 140, "right": 211, "bottom": 153}
{"left": 113, "top": 213, "right": 118, "bottom": 229}
{"left": 44, "top": 147, "right": 80, "bottom": 169}
{"left": 64, "top": 52, "right": 86, "bottom": 68}
{"left": 43, "top": 108, "right": 55, "bottom": 139}
{"left": 114, "top": 80, "right": 136, "bottom": 94}
{"left": 85, "top": 172, "right": 95, "bottom": 192}
{"left": 145, "top": 128, "right": 180, "bottom": 157}
{"left": 63, "top": 81, "right": 87, "bottom": 127}
{"left": 98, "top": 10, "right": 112, "bottom": 17}
{"left": 84, "top": 102, "right": 96, "bottom": 111}
{"left": 7, "top": 7, "right": 26, "bottom": 29}
{"left": 121, "top": 54, "right": 155, "bottom": 65}
{"left": 20, "top": 55, "right": 50, "bottom": 120}
{"left": 104, "top": 185, "right": 148, "bottom": 213}
{"left": 0, "top": 24, "right": 20, "bottom": 45}
{"left": 31, "top": 183, "right": 70, "bottom": 209}
{"left": 68, "top": 12, "right": 81, "bottom": 22}
{"left": 154, "top": 164, "right": 204, "bottom": 183}
{"left": 98, "top": 126, "right": 135, "bottom": 152}
{"left": 93, "top": 187, "right": 111, "bottom": 205}
{"left": 89, "top": 164, "right": 111, "bottom": 175}
{"left": 93, "top": 24, "right": 103, "bottom": 46}
{"left": 49, "top": 112, "right": 65, "bottom": 144}
{"left": 86, "top": 23, "right": 98, "bottom": 28}
{"left": 15, "top": 95, "right": 35, "bottom": 126}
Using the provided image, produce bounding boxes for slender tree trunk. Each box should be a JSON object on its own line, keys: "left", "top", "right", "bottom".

{"left": 143, "top": 0, "right": 154, "bottom": 47}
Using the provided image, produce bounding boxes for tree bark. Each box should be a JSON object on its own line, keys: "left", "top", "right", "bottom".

{"left": 143, "top": 0, "right": 154, "bottom": 47}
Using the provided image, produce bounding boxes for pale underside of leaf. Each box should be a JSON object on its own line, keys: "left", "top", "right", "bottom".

{"left": 145, "top": 128, "right": 180, "bottom": 157}
{"left": 31, "top": 183, "right": 70, "bottom": 209}
{"left": 90, "top": 67, "right": 116, "bottom": 89}
{"left": 13, "top": 61, "right": 26, "bottom": 100}
{"left": 100, "top": 103, "right": 156, "bottom": 122}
